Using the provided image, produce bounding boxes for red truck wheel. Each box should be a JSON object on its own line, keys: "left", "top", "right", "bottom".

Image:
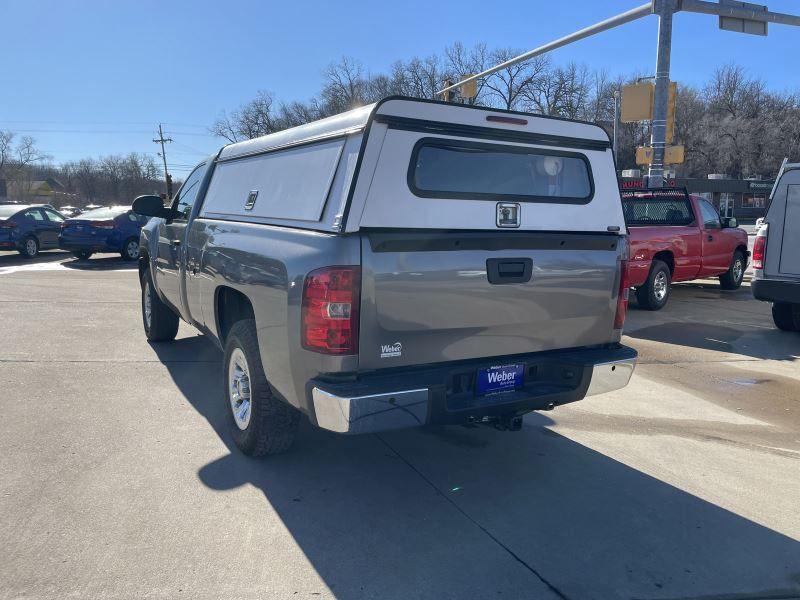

{"left": 720, "top": 250, "right": 746, "bottom": 290}
{"left": 635, "top": 260, "right": 671, "bottom": 311}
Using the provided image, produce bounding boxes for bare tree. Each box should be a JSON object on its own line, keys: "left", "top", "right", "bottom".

{"left": 393, "top": 55, "right": 446, "bottom": 99}
{"left": 321, "top": 56, "right": 370, "bottom": 112}
{"left": 0, "top": 131, "right": 14, "bottom": 177}
{"left": 210, "top": 91, "right": 280, "bottom": 143}
{"left": 205, "top": 48, "right": 799, "bottom": 179}
{"left": 482, "top": 48, "right": 548, "bottom": 110}
{"left": 444, "top": 42, "right": 489, "bottom": 102}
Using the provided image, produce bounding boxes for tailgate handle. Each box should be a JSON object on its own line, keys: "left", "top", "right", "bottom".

{"left": 486, "top": 258, "right": 533, "bottom": 284}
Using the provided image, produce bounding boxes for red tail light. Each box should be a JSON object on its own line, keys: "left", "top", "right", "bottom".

{"left": 614, "top": 239, "right": 631, "bottom": 330}
{"left": 90, "top": 221, "right": 114, "bottom": 229}
{"left": 0, "top": 221, "right": 17, "bottom": 229}
{"left": 302, "top": 266, "right": 360, "bottom": 355}
{"left": 752, "top": 235, "right": 767, "bottom": 270}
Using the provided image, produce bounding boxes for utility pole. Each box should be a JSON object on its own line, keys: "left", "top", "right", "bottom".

{"left": 153, "top": 124, "right": 173, "bottom": 199}
{"left": 648, "top": 0, "right": 678, "bottom": 188}
{"left": 613, "top": 89, "right": 620, "bottom": 167}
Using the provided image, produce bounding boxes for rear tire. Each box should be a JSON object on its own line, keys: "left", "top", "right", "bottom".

{"left": 772, "top": 302, "right": 800, "bottom": 332}
{"left": 19, "top": 236, "right": 39, "bottom": 258}
{"left": 141, "top": 268, "right": 179, "bottom": 342}
{"left": 72, "top": 251, "right": 92, "bottom": 260}
{"left": 719, "top": 250, "right": 745, "bottom": 290}
{"left": 635, "top": 260, "right": 671, "bottom": 310}
{"left": 121, "top": 238, "right": 139, "bottom": 261}
{"left": 224, "top": 319, "right": 299, "bottom": 456}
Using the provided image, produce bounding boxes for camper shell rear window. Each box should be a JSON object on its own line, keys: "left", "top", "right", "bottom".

{"left": 408, "top": 138, "right": 594, "bottom": 204}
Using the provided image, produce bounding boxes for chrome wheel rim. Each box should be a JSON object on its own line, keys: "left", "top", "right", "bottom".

{"left": 654, "top": 271, "right": 668, "bottom": 302}
{"left": 228, "top": 348, "right": 251, "bottom": 430}
{"left": 733, "top": 258, "right": 743, "bottom": 282}
{"left": 126, "top": 240, "right": 139, "bottom": 259}
{"left": 143, "top": 280, "right": 152, "bottom": 328}
{"left": 25, "top": 239, "right": 37, "bottom": 256}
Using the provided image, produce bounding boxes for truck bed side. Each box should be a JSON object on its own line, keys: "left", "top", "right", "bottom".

{"left": 187, "top": 218, "right": 361, "bottom": 413}
{"left": 628, "top": 225, "right": 701, "bottom": 287}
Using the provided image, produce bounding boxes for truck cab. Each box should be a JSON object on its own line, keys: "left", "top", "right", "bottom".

{"left": 133, "top": 97, "right": 637, "bottom": 456}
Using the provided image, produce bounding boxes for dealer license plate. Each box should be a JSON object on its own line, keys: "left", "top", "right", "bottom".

{"left": 476, "top": 364, "right": 524, "bottom": 396}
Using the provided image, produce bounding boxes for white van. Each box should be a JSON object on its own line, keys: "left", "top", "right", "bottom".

{"left": 752, "top": 161, "right": 800, "bottom": 331}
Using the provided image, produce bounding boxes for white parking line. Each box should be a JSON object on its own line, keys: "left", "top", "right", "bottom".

{"left": 0, "top": 262, "right": 130, "bottom": 276}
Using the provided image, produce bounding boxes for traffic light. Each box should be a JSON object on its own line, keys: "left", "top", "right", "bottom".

{"left": 459, "top": 77, "right": 478, "bottom": 101}
{"left": 442, "top": 79, "right": 456, "bottom": 102}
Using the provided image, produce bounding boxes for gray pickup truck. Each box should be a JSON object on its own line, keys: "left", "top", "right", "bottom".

{"left": 133, "top": 96, "right": 637, "bottom": 456}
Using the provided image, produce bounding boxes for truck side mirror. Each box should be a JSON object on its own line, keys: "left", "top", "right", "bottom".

{"left": 133, "top": 195, "right": 181, "bottom": 220}
{"left": 722, "top": 217, "right": 738, "bottom": 228}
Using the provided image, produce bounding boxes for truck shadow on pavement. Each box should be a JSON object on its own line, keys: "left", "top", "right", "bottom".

{"left": 627, "top": 285, "right": 799, "bottom": 362}
{"left": 626, "top": 321, "right": 799, "bottom": 361}
{"left": 151, "top": 336, "right": 800, "bottom": 600}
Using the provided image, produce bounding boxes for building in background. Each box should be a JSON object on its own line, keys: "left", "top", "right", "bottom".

{"left": 619, "top": 172, "right": 774, "bottom": 222}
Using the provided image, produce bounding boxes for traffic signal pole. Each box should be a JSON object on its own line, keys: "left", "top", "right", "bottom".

{"left": 648, "top": 0, "right": 678, "bottom": 188}
{"left": 436, "top": 3, "right": 653, "bottom": 98}
{"left": 436, "top": 0, "right": 800, "bottom": 187}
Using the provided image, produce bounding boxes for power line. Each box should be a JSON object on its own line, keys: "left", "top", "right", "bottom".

{"left": 2, "top": 128, "right": 215, "bottom": 137}
{"left": 0, "top": 119, "right": 210, "bottom": 129}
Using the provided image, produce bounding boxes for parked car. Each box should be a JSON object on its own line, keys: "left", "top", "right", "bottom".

{"left": 59, "top": 205, "right": 81, "bottom": 218}
{"left": 59, "top": 206, "right": 147, "bottom": 261}
{"left": 0, "top": 204, "right": 66, "bottom": 257}
{"left": 752, "top": 162, "right": 800, "bottom": 331}
{"left": 622, "top": 188, "right": 750, "bottom": 310}
{"left": 133, "top": 97, "right": 637, "bottom": 456}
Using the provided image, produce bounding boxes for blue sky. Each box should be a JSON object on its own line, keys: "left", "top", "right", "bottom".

{"left": 3, "top": 0, "right": 799, "bottom": 175}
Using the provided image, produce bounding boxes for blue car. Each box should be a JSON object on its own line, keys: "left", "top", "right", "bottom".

{"left": 0, "top": 204, "right": 66, "bottom": 258}
{"left": 59, "top": 206, "right": 148, "bottom": 261}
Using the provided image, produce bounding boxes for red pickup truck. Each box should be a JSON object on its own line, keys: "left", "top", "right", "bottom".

{"left": 622, "top": 189, "right": 749, "bottom": 310}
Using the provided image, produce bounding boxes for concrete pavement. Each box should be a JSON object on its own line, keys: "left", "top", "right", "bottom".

{"left": 0, "top": 251, "right": 798, "bottom": 600}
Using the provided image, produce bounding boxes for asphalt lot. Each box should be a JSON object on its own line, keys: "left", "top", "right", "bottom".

{"left": 1, "top": 249, "right": 798, "bottom": 600}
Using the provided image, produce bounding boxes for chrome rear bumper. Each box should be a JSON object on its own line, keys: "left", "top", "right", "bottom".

{"left": 311, "top": 350, "right": 636, "bottom": 434}
{"left": 311, "top": 387, "right": 429, "bottom": 434}
{"left": 585, "top": 357, "right": 636, "bottom": 397}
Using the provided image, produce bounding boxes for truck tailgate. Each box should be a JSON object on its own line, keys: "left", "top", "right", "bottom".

{"left": 358, "top": 230, "right": 622, "bottom": 371}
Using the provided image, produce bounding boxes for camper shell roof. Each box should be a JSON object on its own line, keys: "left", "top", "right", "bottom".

{"left": 217, "top": 96, "right": 611, "bottom": 162}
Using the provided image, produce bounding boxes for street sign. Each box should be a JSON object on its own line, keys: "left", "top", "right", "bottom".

{"left": 636, "top": 145, "right": 685, "bottom": 165}
{"left": 621, "top": 83, "right": 653, "bottom": 122}
{"left": 718, "top": 0, "right": 768, "bottom": 36}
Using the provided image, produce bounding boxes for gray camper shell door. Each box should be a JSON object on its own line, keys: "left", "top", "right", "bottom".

{"left": 358, "top": 231, "right": 623, "bottom": 371}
